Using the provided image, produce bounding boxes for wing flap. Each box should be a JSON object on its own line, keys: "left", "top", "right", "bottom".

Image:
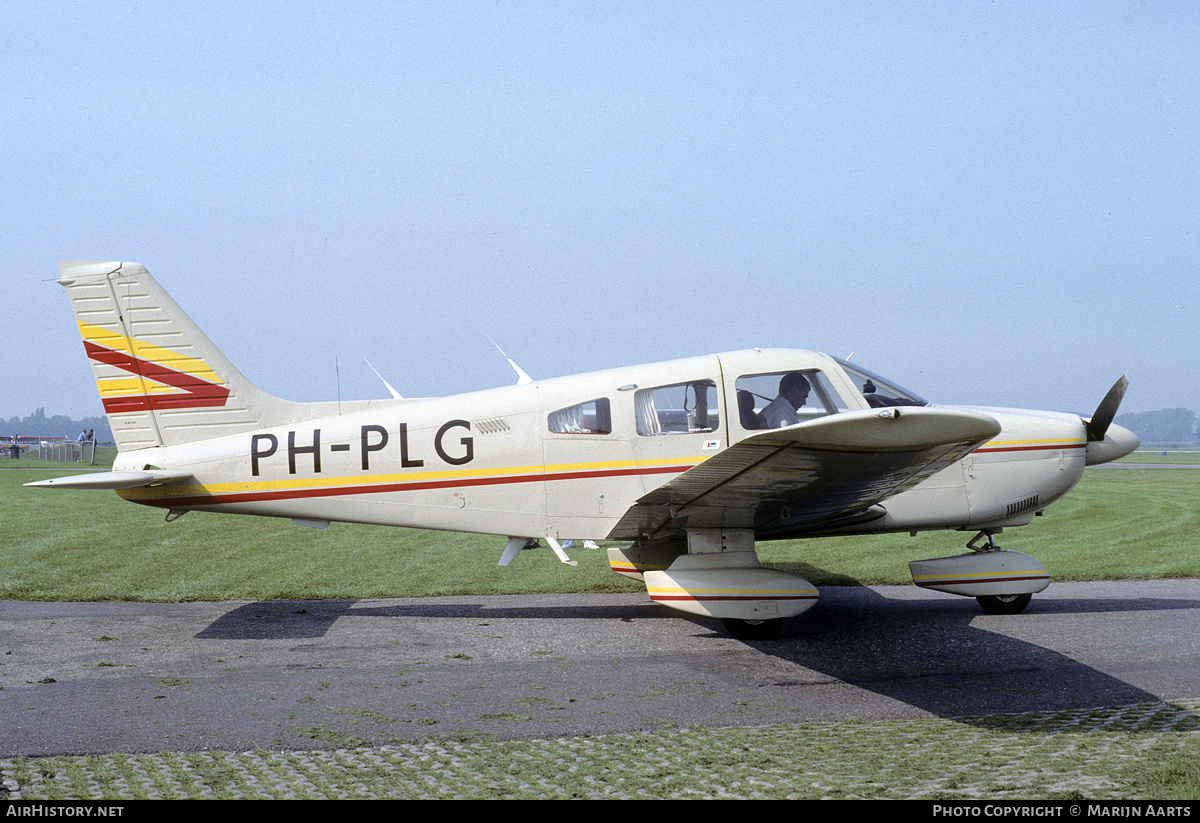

{"left": 607, "top": 407, "right": 1000, "bottom": 541}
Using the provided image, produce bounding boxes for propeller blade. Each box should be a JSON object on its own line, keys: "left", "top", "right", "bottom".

{"left": 1085, "top": 375, "right": 1128, "bottom": 442}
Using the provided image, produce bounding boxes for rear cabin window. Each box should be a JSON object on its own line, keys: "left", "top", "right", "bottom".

{"left": 735, "top": 370, "right": 848, "bottom": 430}
{"left": 635, "top": 380, "right": 720, "bottom": 436}
{"left": 548, "top": 398, "right": 612, "bottom": 434}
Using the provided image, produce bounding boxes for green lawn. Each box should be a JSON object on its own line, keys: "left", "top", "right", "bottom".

{"left": 3, "top": 460, "right": 1195, "bottom": 602}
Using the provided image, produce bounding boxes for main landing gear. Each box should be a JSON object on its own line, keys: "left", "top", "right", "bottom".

{"left": 608, "top": 530, "right": 818, "bottom": 641}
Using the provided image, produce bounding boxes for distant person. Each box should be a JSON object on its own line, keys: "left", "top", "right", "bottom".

{"left": 77, "top": 429, "right": 87, "bottom": 442}
{"left": 759, "top": 372, "right": 811, "bottom": 429}
{"left": 561, "top": 540, "right": 601, "bottom": 549}
{"left": 87, "top": 429, "right": 94, "bottom": 441}
{"left": 10, "top": 433, "right": 19, "bottom": 460}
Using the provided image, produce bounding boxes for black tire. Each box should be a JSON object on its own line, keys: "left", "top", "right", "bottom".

{"left": 975, "top": 593, "right": 1032, "bottom": 615}
{"left": 720, "top": 617, "right": 785, "bottom": 640}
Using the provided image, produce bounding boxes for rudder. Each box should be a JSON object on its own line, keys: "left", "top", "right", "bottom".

{"left": 57, "top": 261, "right": 300, "bottom": 452}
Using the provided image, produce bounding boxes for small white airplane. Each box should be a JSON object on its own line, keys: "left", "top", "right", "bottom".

{"left": 32, "top": 261, "right": 1140, "bottom": 638}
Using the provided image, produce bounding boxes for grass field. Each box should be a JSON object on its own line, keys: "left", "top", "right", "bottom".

{"left": 2, "top": 452, "right": 1196, "bottom": 602}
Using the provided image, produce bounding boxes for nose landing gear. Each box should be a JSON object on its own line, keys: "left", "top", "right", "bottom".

{"left": 909, "top": 530, "right": 1049, "bottom": 614}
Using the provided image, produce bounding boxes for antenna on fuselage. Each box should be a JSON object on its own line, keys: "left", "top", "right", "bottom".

{"left": 489, "top": 337, "right": 533, "bottom": 385}
{"left": 364, "top": 359, "right": 404, "bottom": 400}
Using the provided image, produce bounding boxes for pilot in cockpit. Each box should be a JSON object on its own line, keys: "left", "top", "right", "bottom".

{"left": 759, "top": 372, "right": 811, "bottom": 428}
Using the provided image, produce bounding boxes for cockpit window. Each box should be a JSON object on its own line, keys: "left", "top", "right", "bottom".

{"left": 836, "top": 360, "right": 929, "bottom": 408}
{"left": 549, "top": 398, "right": 612, "bottom": 434}
{"left": 735, "top": 370, "right": 848, "bottom": 429}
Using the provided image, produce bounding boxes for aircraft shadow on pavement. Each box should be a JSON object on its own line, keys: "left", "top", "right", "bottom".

{"left": 195, "top": 600, "right": 360, "bottom": 640}
{"left": 749, "top": 563, "right": 1200, "bottom": 722}
{"left": 194, "top": 598, "right": 669, "bottom": 640}
{"left": 194, "top": 575, "right": 1200, "bottom": 725}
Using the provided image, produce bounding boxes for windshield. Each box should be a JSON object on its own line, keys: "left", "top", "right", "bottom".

{"left": 836, "top": 359, "right": 929, "bottom": 408}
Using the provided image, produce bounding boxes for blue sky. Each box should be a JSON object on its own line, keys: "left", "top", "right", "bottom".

{"left": 5, "top": 1, "right": 1196, "bottom": 421}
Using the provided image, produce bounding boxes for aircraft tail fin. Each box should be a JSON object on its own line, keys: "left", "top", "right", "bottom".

{"left": 56, "top": 261, "right": 302, "bottom": 452}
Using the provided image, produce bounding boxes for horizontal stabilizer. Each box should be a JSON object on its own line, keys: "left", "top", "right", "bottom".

{"left": 25, "top": 469, "right": 193, "bottom": 490}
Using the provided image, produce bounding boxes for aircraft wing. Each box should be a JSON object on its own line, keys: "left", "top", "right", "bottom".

{"left": 607, "top": 407, "right": 1001, "bottom": 542}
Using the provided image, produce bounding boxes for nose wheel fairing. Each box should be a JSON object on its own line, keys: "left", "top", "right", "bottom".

{"left": 908, "top": 549, "right": 1050, "bottom": 597}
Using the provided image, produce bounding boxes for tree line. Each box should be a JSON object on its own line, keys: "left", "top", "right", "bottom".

{"left": 3, "top": 408, "right": 113, "bottom": 443}
{"left": 1114, "top": 408, "right": 1198, "bottom": 445}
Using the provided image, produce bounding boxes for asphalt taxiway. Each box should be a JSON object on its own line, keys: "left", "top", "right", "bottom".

{"left": 2, "top": 580, "right": 1199, "bottom": 756}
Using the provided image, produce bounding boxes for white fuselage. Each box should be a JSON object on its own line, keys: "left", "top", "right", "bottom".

{"left": 111, "top": 349, "right": 1132, "bottom": 543}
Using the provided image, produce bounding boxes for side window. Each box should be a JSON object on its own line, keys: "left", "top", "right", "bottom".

{"left": 735, "top": 370, "right": 848, "bottom": 430}
{"left": 635, "top": 380, "right": 720, "bottom": 436}
{"left": 548, "top": 398, "right": 612, "bottom": 434}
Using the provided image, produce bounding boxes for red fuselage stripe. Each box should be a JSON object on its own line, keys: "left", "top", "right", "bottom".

{"left": 974, "top": 443, "right": 1086, "bottom": 454}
